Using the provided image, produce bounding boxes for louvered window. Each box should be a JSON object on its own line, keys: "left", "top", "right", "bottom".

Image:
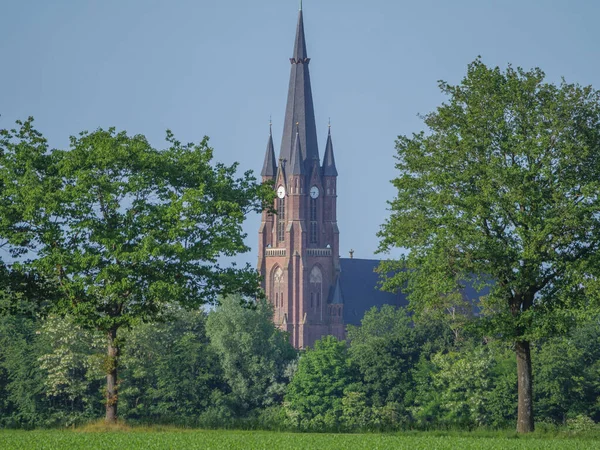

{"left": 310, "top": 197, "right": 317, "bottom": 244}
{"left": 277, "top": 197, "right": 285, "bottom": 241}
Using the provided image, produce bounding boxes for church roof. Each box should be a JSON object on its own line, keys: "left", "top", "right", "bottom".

{"left": 322, "top": 126, "right": 338, "bottom": 176}
{"left": 261, "top": 126, "right": 277, "bottom": 177}
{"left": 337, "top": 258, "right": 408, "bottom": 326}
{"left": 337, "top": 258, "right": 488, "bottom": 327}
{"left": 279, "top": 8, "right": 319, "bottom": 172}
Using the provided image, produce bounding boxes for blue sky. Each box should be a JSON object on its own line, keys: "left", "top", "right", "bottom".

{"left": 2, "top": 0, "right": 599, "bottom": 267}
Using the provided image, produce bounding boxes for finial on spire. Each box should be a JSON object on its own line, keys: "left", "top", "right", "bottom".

{"left": 300, "top": 0, "right": 302, "bottom": 11}
{"left": 269, "top": 115, "right": 272, "bottom": 134}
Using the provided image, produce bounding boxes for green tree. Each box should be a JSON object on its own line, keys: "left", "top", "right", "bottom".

{"left": 418, "top": 347, "right": 494, "bottom": 428}
{"left": 206, "top": 295, "right": 296, "bottom": 416}
{"left": 378, "top": 59, "right": 600, "bottom": 432}
{"left": 0, "top": 118, "right": 58, "bottom": 317}
{"left": 25, "top": 128, "right": 271, "bottom": 423}
{"left": 0, "top": 314, "right": 48, "bottom": 427}
{"left": 0, "top": 118, "right": 50, "bottom": 259}
{"left": 285, "top": 336, "right": 357, "bottom": 429}
{"left": 119, "top": 307, "right": 223, "bottom": 423}
{"left": 37, "top": 315, "right": 105, "bottom": 425}
{"left": 533, "top": 319, "right": 600, "bottom": 423}
{"left": 347, "top": 305, "right": 420, "bottom": 408}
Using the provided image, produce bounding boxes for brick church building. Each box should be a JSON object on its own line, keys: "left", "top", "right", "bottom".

{"left": 257, "top": 6, "right": 406, "bottom": 349}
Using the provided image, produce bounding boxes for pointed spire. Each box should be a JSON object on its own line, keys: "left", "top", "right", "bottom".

{"left": 322, "top": 121, "right": 338, "bottom": 176}
{"left": 279, "top": 7, "right": 319, "bottom": 173}
{"left": 293, "top": 7, "right": 307, "bottom": 60}
{"left": 289, "top": 124, "right": 304, "bottom": 175}
{"left": 261, "top": 120, "right": 277, "bottom": 177}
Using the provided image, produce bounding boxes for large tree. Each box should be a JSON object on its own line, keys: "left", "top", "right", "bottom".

{"left": 8, "top": 126, "right": 271, "bottom": 423}
{"left": 285, "top": 336, "right": 357, "bottom": 429}
{"left": 378, "top": 59, "right": 600, "bottom": 432}
{"left": 206, "top": 295, "right": 296, "bottom": 415}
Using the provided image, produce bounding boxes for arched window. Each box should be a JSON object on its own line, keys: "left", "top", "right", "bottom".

{"left": 309, "top": 266, "right": 322, "bottom": 283}
{"left": 309, "top": 266, "right": 322, "bottom": 312}
{"left": 273, "top": 267, "right": 284, "bottom": 310}
{"left": 277, "top": 197, "right": 285, "bottom": 241}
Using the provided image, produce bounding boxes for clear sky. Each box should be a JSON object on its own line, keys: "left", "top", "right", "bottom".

{"left": 2, "top": 0, "right": 600, "bottom": 267}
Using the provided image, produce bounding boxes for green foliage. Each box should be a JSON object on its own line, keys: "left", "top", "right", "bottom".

{"left": 118, "top": 307, "right": 224, "bottom": 423}
{"left": 0, "top": 314, "right": 48, "bottom": 427}
{"left": 37, "top": 316, "right": 105, "bottom": 425}
{"left": 416, "top": 347, "right": 495, "bottom": 428}
{"left": 379, "top": 57, "right": 600, "bottom": 341}
{"left": 1, "top": 121, "right": 273, "bottom": 419}
{"left": 378, "top": 59, "right": 600, "bottom": 431}
{"left": 206, "top": 295, "right": 296, "bottom": 415}
{"left": 566, "top": 415, "right": 598, "bottom": 433}
{"left": 0, "top": 118, "right": 59, "bottom": 317}
{"left": 285, "top": 336, "right": 357, "bottom": 429}
{"left": 533, "top": 318, "right": 600, "bottom": 423}
{"left": 347, "top": 305, "right": 419, "bottom": 408}
{"left": 0, "top": 118, "right": 55, "bottom": 260}
{"left": 33, "top": 128, "right": 270, "bottom": 333}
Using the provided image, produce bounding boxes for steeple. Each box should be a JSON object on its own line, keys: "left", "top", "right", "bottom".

{"left": 261, "top": 122, "right": 277, "bottom": 177}
{"left": 322, "top": 123, "right": 338, "bottom": 176}
{"left": 259, "top": 6, "right": 343, "bottom": 350}
{"left": 279, "top": 8, "right": 319, "bottom": 173}
{"left": 288, "top": 125, "right": 305, "bottom": 175}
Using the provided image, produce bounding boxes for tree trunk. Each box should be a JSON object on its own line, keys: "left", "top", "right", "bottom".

{"left": 105, "top": 328, "right": 119, "bottom": 423}
{"left": 515, "top": 339, "right": 534, "bottom": 433}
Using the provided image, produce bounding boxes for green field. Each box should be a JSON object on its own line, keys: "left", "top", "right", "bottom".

{"left": 0, "top": 429, "right": 598, "bottom": 450}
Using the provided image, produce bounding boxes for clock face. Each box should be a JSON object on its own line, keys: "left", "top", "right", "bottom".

{"left": 277, "top": 185, "right": 286, "bottom": 199}
{"left": 310, "top": 186, "right": 319, "bottom": 199}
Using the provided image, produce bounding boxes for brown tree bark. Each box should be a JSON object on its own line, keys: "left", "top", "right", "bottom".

{"left": 515, "top": 339, "right": 534, "bottom": 433}
{"left": 105, "top": 328, "right": 119, "bottom": 423}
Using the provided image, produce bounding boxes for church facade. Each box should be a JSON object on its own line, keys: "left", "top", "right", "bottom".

{"left": 258, "top": 7, "right": 406, "bottom": 349}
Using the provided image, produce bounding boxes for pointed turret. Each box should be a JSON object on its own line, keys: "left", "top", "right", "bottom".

{"left": 279, "top": 8, "right": 319, "bottom": 172}
{"left": 322, "top": 124, "right": 338, "bottom": 176}
{"left": 261, "top": 123, "right": 277, "bottom": 177}
{"left": 288, "top": 126, "right": 305, "bottom": 176}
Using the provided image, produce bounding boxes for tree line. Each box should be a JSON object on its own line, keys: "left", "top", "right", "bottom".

{"left": 2, "top": 298, "right": 600, "bottom": 431}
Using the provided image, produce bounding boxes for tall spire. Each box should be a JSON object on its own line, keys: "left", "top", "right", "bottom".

{"left": 279, "top": 7, "right": 319, "bottom": 174}
{"left": 289, "top": 124, "right": 305, "bottom": 175}
{"left": 261, "top": 121, "right": 277, "bottom": 177}
{"left": 322, "top": 122, "right": 338, "bottom": 176}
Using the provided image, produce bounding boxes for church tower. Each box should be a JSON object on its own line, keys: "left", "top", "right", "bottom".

{"left": 258, "top": 6, "right": 343, "bottom": 348}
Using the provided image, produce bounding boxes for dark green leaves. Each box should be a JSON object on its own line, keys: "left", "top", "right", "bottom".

{"left": 379, "top": 59, "right": 600, "bottom": 339}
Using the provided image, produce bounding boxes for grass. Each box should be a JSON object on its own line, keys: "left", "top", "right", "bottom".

{"left": 1, "top": 428, "right": 599, "bottom": 450}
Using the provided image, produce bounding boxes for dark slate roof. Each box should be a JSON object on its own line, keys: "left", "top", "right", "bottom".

{"left": 322, "top": 127, "right": 338, "bottom": 177}
{"left": 261, "top": 128, "right": 277, "bottom": 177}
{"left": 288, "top": 129, "right": 304, "bottom": 175}
{"left": 338, "top": 258, "right": 408, "bottom": 326}
{"left": 279, "top": 9, "right": 319, "bottom": 173}
{"left": 337, "top": 258, "right": 489, "bottom": 326}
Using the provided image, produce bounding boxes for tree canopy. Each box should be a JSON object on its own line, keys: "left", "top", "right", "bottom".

{"left": 378, "top": 59, "right": 600, "bottom": 432}
{"left": 0, "top": 120, "right": 273, "bottom": 422}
